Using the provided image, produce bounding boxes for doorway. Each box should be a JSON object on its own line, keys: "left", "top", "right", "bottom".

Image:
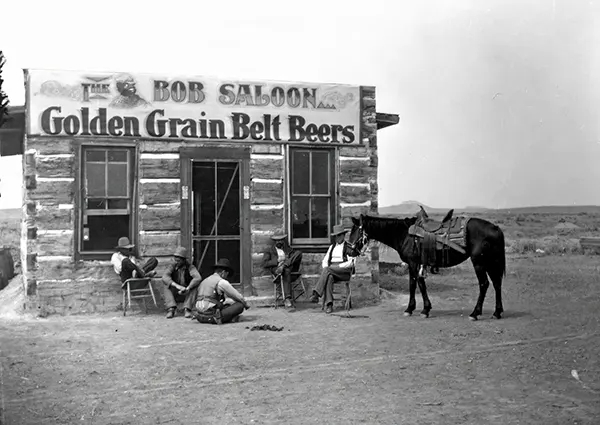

{"left": 180, "top": 147, "right": 251, "bottom": 294}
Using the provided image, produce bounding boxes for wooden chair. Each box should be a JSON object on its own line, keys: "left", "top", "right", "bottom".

{"left": 121, "top": 277, "right": 158, "bottom": 316}
{"left": 322, "top": 280, "right": 352, "bottom": 314}
{"left": 273, "top": 266, "right": 307, "bottom": 308}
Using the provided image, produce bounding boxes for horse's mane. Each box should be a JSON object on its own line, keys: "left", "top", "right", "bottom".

{"left": 362, "top": 214, "right": 416, "bottom": 232}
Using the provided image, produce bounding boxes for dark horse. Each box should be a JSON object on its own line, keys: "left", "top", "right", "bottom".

{"left": 349, "top": 213, "right": 506, "bottom": 320}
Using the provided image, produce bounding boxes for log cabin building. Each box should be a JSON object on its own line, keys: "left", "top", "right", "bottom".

{"left": 6, "top": 69, "right": 398, "bottom": 315}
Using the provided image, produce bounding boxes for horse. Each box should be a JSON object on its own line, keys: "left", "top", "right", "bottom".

{"left": 348, "top": 212, "right": 506, "bottom": 321}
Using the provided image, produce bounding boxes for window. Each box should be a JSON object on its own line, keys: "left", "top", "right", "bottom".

{"left": 289, "top": 148, "right": 335, "bottom": 245}
{"left": 78, "top": 147, "right": 135, "bottom": 256}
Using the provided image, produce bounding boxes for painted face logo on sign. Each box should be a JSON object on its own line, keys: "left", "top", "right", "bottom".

{"left": 108, "top": 74, "right": 152, "bottom": 109}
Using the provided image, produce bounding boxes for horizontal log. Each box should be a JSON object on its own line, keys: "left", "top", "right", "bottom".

{"left": 140, "top": 158, "right": 180, "bottom": 179}
{"left": 340, "top": 160, "right": 376, "bottom": 184}
{"left": 28, "top": 180, "right": 74, "bottom": 204}
{"left": 250, "top": 208, "right": 284, "bottom": 232}
{"left": 37, "top": 207, "right": 74, "bottom": 230}
{"left": 141, "top": 141, "right": 185, "bottom": 153}
{"left": 251, "top": 144, "right": 282, "bottom": 154}
{"left": 340, "top": 184, "right": 371, "bottom": 204}
{"left": 251, "top": 181, "right": 283, "bottom": 205}
{"left": 139, "top": 231, "right": 180, "bottom": 257}
{"left": 35, "top": 260, "right": 115, "bottom": 281}
{"left": 361, "top": 86, "right": 375, "bottom": 99}
{"left": 251, "top": 232, "right": 274, "bottom": 254}
{"left": 37, "top": 231, "right": 73, "bottom": 257}
{"left": 36, "top": 156, "right": 74, "bottom": 178}
{"left": 341, "top": 205, "right": 371, "bottom": 227}
{"left": 140, "top": 206, "right": 181, "bottom": 231}
{"left": 27, "top": 137, "right": 74, "bottom": 155}
{"left": 140, "top": 182, "right": 180, "bottom": 205}
{"left": 339, "top": 146, "right": 368, "bottom": 157}
{"left": 250, "top": 157, "right": 283, "bottom": 180}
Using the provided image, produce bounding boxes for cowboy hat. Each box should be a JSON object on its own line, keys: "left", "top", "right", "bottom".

{"left": 270, "top": 229, "right": 287, "bottom": 241}
{"left": 173, "top": 246, "right": 188, "bottom": 259}
{"left": 330, "top": 224, "right": 348, "bottom": 236}
{"left": 116, "top": 236, "right": 134, "bottom": 249}
{"left": 213, "top": 258, "right": 234, "bottom": 274}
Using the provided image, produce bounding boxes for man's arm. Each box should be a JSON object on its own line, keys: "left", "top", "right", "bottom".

{"left": 110, "top": 252, "right": 122, "bottom": 275}
{"left": 321, "top": 245, "right": 333, "bottom": 268}
{"left": 337, "top": 256, "right": 356, "bottom": 269}
{"left": 185, "top": 265, "right": 203, "bottom": 291}
{"left": 217, "top": 280, "right": 247, "bottom": 306}
{"left": 262, "top": 248, "right": 278, "bottom": 269}
{"left": 161, "top": 263, "right": 176, "bottom": 287}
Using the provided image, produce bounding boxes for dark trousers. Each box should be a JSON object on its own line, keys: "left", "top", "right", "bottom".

{"left": 120, "top": 257, "right": 158, "bottom": 283}
{"left": 314, "top": 265, "right": 352, "bottom": 306}
{"left": 164, "top": 286, "right": 199, "bottom": 311}
{"left": 269, "top": 251, "right": 303, "bottom": 300}
{"left": 198, "top": 302, "right": 244, "bottom": 324}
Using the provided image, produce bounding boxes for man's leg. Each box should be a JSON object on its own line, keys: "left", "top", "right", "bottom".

{"left": 288, "top": 251, "right": 303, "bottom": 270}
{"left": 323, "top": 266, "right": 352, "bottom": 314}
{"left": 121, "top": 258, "right": 146, "bottom": 280}
{"left": 312, "top": 267, "right": 332, "bottom": 301}
{"left": 183, "top": 286, "right": 198, "bottom": 318}
{"left": 142, "top": 257, "right": 158, "bottom": 275}
{"left": 163, "top": 285, "right": 178, "bottom": 318}
{"left": 219, "top": 302, "right": 245, "bottom": 324}
{"left": 281, "top": 267, "right": 293, "bottom": 306}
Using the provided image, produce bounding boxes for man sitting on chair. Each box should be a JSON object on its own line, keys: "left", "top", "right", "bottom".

{"left": 262, "top": 229, "right": 303, "bottom": 310}
{"left": 310, "top": 224, "right": 357, "bottom": 314}
{"left": 111, "top": 236, "right": 158, "bottom": 283}
{"left": 162, "top": 247, "right": 201, "bottom": 319}
{"left": 193, "top": 259, "right": 249, "bottom": 325}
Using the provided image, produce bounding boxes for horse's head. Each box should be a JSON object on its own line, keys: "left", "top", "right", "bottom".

{"left": 348, "top": 215, "right": 369, "bottom": 255}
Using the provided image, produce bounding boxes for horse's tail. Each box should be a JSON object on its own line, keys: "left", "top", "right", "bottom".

{"left": 495, "top": 226, "right": 507, "bottom": 277}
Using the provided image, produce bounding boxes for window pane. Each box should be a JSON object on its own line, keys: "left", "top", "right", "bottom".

{"left": 292, "top": 151, "right": 310, "bottom": 194}
{"left": 87, "top": 198, "right": 106, "bottom": 209}
{"left": 312, "top": 151, "right": 330, "bottom": 195}
{"left": 86, "top": 163, "right": 106, "bottom": 197}
{"left": 83, "top": 215, "right": 129, "bottom": 251}
{"left": 108, "top": 199, "right": 128, "bottom": 209}
{"left": 312, "top": 198, "right": 329, "bottom": 238}
{"left": 86, "top": 150, "right": 105, "bottom": 162}
{"left": 108, "top": 150, "right": 127, "bottom": 162}
{"left": 291, "top": 197, "right": 310, "bottom": 238}
{"left": 107, "top": 163, "right": 128, "bottom": 197}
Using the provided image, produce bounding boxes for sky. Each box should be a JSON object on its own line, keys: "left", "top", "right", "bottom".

{"left": 1, "top": 0, "right": 600, "bottom": 209}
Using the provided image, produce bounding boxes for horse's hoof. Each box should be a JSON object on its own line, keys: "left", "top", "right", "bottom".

{"left": 420, "top": 313, "right": 429, "bottom": 319}
{"left": 468, "top": 316, "right": 478, "bottom": 321}
{"left": 492, "top": 315, "right": 502, "bottom": 320}
{"left": 403, "top": 312, "right": 412, "bottom": 317}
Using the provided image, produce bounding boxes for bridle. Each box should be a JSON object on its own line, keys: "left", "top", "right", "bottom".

{"left": 349, "top": 221, "right": 369, "bottom": 256}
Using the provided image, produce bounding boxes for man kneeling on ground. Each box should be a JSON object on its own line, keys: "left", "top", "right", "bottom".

{"left": 162, "top": 247, "right": 201, "bottom": 319}
{"left": 193, "top": 259, "right": 249, "bottom": 324}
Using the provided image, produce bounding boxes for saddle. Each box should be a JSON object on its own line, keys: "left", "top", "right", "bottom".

{"left": 408, "top": 206, "right": 469, "bottom": 268}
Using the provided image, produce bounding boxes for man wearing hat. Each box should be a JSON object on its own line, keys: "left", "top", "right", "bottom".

{"left": 262, "top": 229, "right": 303, "bottom": 309}
{"left": 193, "top": 258, "right": 249, "bottom": 324}
{"left": 310, "top": 224, "right": 358, "bottom": 314}
{"left": 161, "top": 247, "right": 202, "bottom": 319}
{"left": 111, "top": 236, "right": 158, "bottom": 283}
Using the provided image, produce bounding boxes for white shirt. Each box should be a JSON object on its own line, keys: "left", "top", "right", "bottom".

{"left": 322, "top": 242, "right": 355, "bottom": 269}
{"left": 110, "top": 252, "right": 136, "bottom": 275}
{"left": 276, "top": 247, "right": 286, "bottom": 263}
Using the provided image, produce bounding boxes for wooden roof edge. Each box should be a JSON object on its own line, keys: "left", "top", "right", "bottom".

{"left": 376, "top": 112, "right": 400, "bottom": 130}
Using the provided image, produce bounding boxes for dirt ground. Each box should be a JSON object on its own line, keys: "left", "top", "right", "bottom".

{"left": 1, "top": 255, "right": 599, "bottom": 425}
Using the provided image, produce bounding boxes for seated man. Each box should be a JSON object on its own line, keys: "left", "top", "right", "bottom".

{"left": 262, "top": 229, "right": 303, "bottom": 310}
{"left": 310, "top": 224, "right": 357, "bottom": 314}
{"left": 111, "top": 236, "right": 158, "bottom": 283}
{"left": 162, "top": 247, "right": 201, "bottom": 319}
{"left": 192, "top": 258, "right": 249, "bottom": 325}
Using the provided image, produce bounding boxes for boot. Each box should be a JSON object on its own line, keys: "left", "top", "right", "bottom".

{"left": 166, "top": 308, "right": 175, "bottom": 319}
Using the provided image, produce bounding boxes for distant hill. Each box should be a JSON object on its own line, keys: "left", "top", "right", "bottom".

{"left": 0, "top": 208, "right": 20, "bottom": 220}
{"left": 378, "top": 202, "right": 600, "bottom": 216}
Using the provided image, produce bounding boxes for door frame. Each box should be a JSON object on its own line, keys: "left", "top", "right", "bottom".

{"left": 180, "top": 146, "right": 251, "bottom": 294}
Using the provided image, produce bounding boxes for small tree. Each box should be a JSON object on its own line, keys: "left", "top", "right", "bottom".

{"left": 0, "top": 51, "right": 9, "bottom": 128}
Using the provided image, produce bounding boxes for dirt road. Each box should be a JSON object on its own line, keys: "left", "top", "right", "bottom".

{"left": 1, "top": 255, "right": 599, "bottom": 424}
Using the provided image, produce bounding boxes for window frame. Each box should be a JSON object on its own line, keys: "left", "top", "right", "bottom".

{"left": 74, "top": 141, "right": 138, "bottom": 261}
{"left": 287, "top": 145, "right": 337, "bottom": 251}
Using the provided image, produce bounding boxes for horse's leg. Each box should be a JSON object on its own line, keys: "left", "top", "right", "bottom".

{"left": 488, "top": 267, "right": 504, "bottom": 319}
{"left": 404, "top": 263, "right": 418, "bottom": 316}
{"left": 469, "top": 259, "right": 490, "bottom": 321}
{"left": 417, "top": 276, "right": 432, "bottom": 318}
